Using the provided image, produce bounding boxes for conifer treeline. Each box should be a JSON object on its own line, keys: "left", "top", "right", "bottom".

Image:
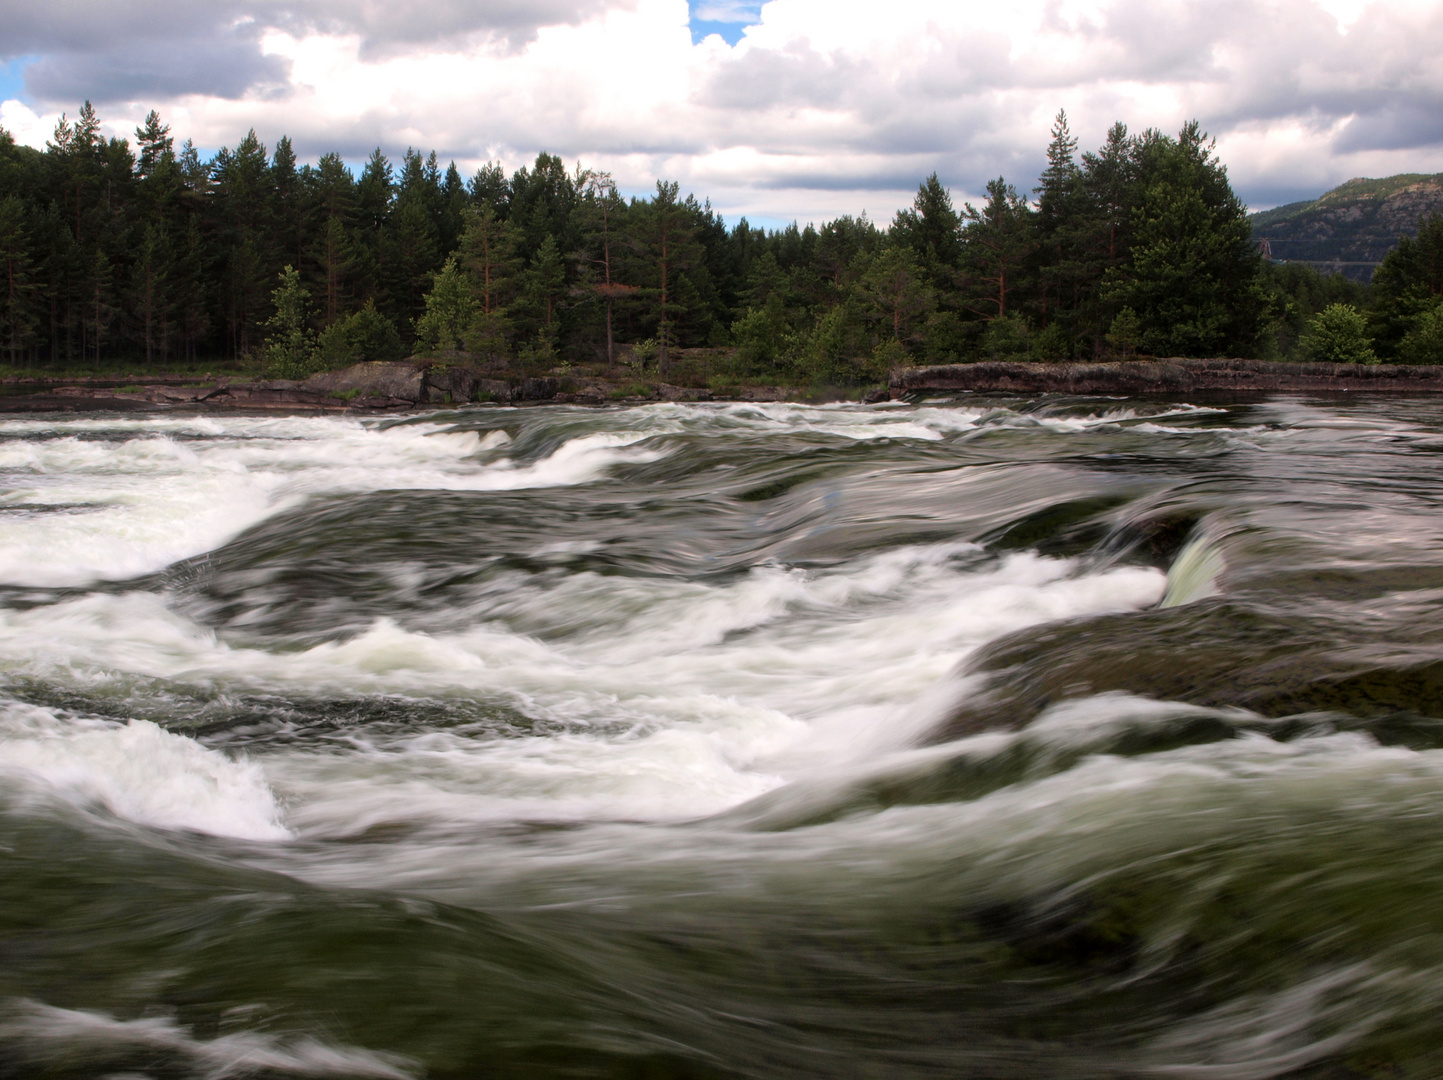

{"left": 0, "top": 104, "right": 1352, "bottom": 376}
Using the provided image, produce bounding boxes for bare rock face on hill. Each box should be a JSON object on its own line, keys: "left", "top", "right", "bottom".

{"left": 1250, "top": 173, "right": 1443, "bottom": 281}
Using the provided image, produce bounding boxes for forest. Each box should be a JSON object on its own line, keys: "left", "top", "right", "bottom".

{"left": 1, "top": 104, "right": 1441, "bottom": 382}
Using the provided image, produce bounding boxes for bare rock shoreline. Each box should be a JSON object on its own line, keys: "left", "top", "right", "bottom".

{"left": 0, "top": 360, "right": 769, "bottom": 413}
{"left": 888, "top": 358, "right": 1443, "bottom": 396}
{"left": 7, "top": 356, "right": 1443, "bottom": 414}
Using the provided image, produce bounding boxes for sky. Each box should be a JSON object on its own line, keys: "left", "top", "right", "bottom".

{"left": 1, "top": 0, "right": 1441, "bottom": 229}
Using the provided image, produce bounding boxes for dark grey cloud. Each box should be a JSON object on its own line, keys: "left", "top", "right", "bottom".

{"left": 23, "top": 29, "right": 290, "bottom": 103}
{"left": 0, "top": 0, "right": 630, "bottom": 103}
{"left": 1334, "top": 101, "right": 1443, "bottom": 154}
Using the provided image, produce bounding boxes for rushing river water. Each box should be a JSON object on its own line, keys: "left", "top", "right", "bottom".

{"left": 2, "top": 395, "right": 1443, "bottom": 1079}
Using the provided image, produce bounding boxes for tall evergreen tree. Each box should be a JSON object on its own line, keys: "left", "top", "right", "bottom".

{"left": 894, "top": 174, "right": 961, "bottom": 285}
{"left": 0, "top": 197, "right": 38, "bottom": 363}
{"left": 1103, "top": 122, "right": 1264, "bottom": 357}
{"left": 959, "top": 178, "right": 1035, "bottom": 322}
{"left": 1370, "top": 212, "right": 1443, "bottom": 358}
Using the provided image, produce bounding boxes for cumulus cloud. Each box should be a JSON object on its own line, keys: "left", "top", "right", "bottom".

{"left": 0, "top": 0, "right": 632, "bottom": 101}
{"left": 1, "top": 0, "right": 1441, "bottom": 222}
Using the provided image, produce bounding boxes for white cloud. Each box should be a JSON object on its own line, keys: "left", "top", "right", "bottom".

{"left": 692, "top": 1, "right": 763, "bottom": 21}
{"left": 0, "top": 99, "right": 54, "bottom": 148}
{"left": 3, "top": 0, "right": 1442, "bottom": 222}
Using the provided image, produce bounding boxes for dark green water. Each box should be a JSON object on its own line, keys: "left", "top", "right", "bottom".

{"left": 2, "top": 396, "right": 1443, "bottom": 1079}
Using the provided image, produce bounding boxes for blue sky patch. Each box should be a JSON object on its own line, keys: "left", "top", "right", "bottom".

{"left": 688, "top": 2, "right": 762, "bottom": 46}
{"left": 0, "top": 56, "right": 37, "bottom": 104}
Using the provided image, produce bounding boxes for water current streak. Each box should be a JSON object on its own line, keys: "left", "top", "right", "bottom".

{"left": 3, "top": 396, "right": 1443, "bottom": 1079}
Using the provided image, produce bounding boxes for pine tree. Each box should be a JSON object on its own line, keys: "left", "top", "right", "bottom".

{"left": 134, "top": 110, "right": 173, "bottom": 181}
{"left": 1035, "top": 109, "right": 1085, "bottom": 342}
{"left": 960, "top": 178, "right": 1035, "bottom": 322}
{"left": 1103, "top": 122, "right": 1264, "bottom": 357}
{"left": 633, "top": 180, "right": 702, "bottom": 375}
{"left": 270, "top": 136, "right": 305, "bottom": 271}
{"left": 128, "top": 223, "right": 170, "bottom": 364}
{"left": 520, "top": 233, "right": 566, "bottom": 348}
{"left": 577, "top": 171, "right": 630, "bottom": 364}
{"left": 457, "top": 203, "right": 519, "bottom": 363}
{"left": 0, "top": 197, "right": 38, "bottom": 364}
{"left": 856, "top": 245, "right": 935, "bottom": 351}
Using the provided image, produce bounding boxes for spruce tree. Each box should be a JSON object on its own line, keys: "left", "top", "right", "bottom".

{"left": 262, "top": 265, "right": 317, "bottom": 376}
{"left": 414, "top": 256, "right": 477, "bottom": 354}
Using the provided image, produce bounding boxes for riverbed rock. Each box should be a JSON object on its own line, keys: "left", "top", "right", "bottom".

{"left": 301, "top": 361, "right": 425, "bottom": 402}
{"left": 516, "top": 377, "right": 558, "bottom": 401}
{"left": 656, "top": 383, "right": 713, "bottom": 402}
{"left": 421, "top": 363, "right": 483, "bottom": 404}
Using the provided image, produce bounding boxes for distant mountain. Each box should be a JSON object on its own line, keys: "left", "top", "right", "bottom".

{"left": 1249, "top": 173, "right": 1443, "bottom": 282}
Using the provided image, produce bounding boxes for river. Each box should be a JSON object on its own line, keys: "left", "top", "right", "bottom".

{"left": 1, "top": 395, "right": 1441, "bottom": 1079}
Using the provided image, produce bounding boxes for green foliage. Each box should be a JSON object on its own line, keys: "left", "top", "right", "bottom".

{"left": 857, "top": 246, "right": 934, "bottom": 349}
{"left": 1399, "top": 300, "right": 1443, "bottom": 365}
{"left": 794, "top": 303, "right": 861, "bottom": 383}
{"left": 1302, "top": 303, "right": 1378, "bottom": 364}
{"left": 868, "top": 338, "right": 909, "bottom": 378}
{"left": 0, "top": 97, "right": 1417, "bottom": 379}
{"left": 1103, "top": 123, "right": 1265, "bottom": 357}
{"left": 263, "top": 266, "right": 321, "bottom": 378}
{"left": 413, "top": 256, "right": 478, "bottom": 354}
{"left": 1106, "top": 307, "right": 1143, "bottom": 358}
{"left": 922, "top": 309, "right": 970, "bottom": 363}
{"left": 1370, "top": 213, "right": 1443, "bottom": 359}
{"left": 979, "top": 314, "right": 1032, "bottom": 360}
{"left": 630, "top": 338, "right": 658, "bottom": 373}
{"left": 1032, "top": 322, "right": 1071, "bottom": 362}
{"left": 1261, "top": 261, "right": 1370, "bottom": 359}
{"left": 315, "top": 300, "right": 403, "bottom": 367}
{"left": 732, "top": 294, "right": 793, "bottom": 369}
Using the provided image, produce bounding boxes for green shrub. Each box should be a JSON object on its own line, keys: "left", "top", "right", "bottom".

{"left": 316, "top": 301, "right": 403, "bottom": 368}
{"left": 630, "top": 339, "right": 658, "bottom": 373}
{"left": 1033, "top": 322, "right": 1071, "bottom": 362}
{"left": 1302, "top": 303, "right": 1378, "bottom": 364}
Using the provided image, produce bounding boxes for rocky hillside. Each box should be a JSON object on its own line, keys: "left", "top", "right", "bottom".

{"left": 1249, "top": 173, "right": 1443, "bottom": 281}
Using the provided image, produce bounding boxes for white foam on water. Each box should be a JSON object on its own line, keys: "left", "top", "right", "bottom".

{"left": 269, "top": 697, "right": 1443, "bottom": 920}
{"left": 0, "top": 999, "right": 416, "bottom": 1079}
{"left": 0, "top": 414, "right": 667, "bottom": 587}
{"left": 0, "top": 545, "right": 1166, "bottom": 836}
{"left": 0, "top": 700, "right": 289, "bottom": 841}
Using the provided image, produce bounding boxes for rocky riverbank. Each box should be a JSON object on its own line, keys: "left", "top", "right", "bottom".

{"left": 9, "top": 356, "right": 1443, "bottom": 413}
{"left": 0, "top": 360, "right": 793, "bottom": 412}
{"left": 887, "top": 357, "right": 1443, "bottom": 396}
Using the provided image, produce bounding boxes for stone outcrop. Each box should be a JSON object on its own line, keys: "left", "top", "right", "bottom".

{"left": 301, "top": 361, "right": 425, "bottom": 401}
